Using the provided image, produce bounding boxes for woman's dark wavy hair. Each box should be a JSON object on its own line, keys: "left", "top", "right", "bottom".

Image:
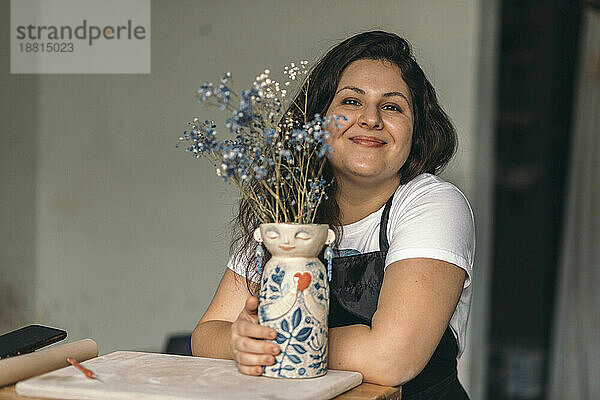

{"left": 230, "top": 30, "right": 457, "bottom": 294}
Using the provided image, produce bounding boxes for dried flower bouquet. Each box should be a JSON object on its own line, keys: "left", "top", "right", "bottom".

{"left": 178, "top": 61, "right": 342, "bottom": 224}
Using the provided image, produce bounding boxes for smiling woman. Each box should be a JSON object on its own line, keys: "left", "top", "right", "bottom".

{"left": 191, "top": 31, "right": 474, "bottom": 400}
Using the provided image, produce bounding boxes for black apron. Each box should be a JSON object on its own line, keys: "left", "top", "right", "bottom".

{"left": 327, "top": 195, "right": 470, "bottom": 400}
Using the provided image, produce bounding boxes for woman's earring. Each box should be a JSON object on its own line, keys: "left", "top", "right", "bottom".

{"left": 324, "top": 245, "right": 334, "bottom": 281}
{"left": 256, "top": 242, "right": 264, "bottom": 275}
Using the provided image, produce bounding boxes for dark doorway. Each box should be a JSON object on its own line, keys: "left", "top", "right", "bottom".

{"left": 487, "top": 1, "right": 583, "bottom": 399}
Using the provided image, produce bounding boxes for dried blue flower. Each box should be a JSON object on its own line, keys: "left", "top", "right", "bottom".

{"left": 178, "top": 64, "right": 334, "bottom": 224}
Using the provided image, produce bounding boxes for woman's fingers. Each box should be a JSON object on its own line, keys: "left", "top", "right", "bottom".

{"left": 237, "top": 364, "right": 264, "bottom": 376}
{"left": 234, "top": 335, "right": 280, "bottom": 355}
{"left": 237, "top": 351, "right": 276, "bottom": 368}
{"left": 245, "top": 296, "right": 259, "bottom": 312}
{"left": 241, "top": 296, "right": 259, "bottom": 323}
{"left": 233, "top": 320, "right": 277, "bottom": 341}
{"left": 230, "top": 296, "right": 281, "bottom": 375}
{"left": 231, "top": 334, "right": 279, "bottom": 375}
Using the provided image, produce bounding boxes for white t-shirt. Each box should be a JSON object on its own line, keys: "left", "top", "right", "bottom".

{"left": 228, "top": 173, "right": 475, "bottom": 356}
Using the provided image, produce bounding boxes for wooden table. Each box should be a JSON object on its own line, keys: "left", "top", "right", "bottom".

{"left": 0, "top": 383, "right": 400, "bottom": 400}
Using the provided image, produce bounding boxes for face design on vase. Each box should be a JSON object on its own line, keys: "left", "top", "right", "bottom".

{"left": 254, "top": 224, "right": 335, "bottom": 257}
{"left": 325, "top": 59, "right": 414, "bottom": 186}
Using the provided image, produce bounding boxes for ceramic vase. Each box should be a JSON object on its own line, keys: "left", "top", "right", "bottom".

{"left": 254, "top": 223, "right": 335, "bottom": 378}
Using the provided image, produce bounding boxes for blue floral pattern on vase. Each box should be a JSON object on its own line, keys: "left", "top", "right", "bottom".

{"left": 258, "top": 260, "right": 329, "bottom": 378}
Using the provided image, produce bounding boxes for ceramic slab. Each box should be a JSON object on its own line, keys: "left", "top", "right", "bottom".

{"left": 16, "top": 351, "right": 363, "bottom": 400}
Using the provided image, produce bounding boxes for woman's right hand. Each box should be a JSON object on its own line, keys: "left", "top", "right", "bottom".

{"left": 230, "top": 296, "right": 281, "bottom": 375}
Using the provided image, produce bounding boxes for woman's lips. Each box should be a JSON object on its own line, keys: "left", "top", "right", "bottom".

{"left": 349, "top": 136, "right": 386, "bottom": 147}
{"left": 279, "top": 244, "right": 295, "bottom": 251}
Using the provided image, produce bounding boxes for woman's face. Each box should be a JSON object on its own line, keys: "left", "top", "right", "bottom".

{"left": 325, "top": 59, "right": 414, "bottom": 187}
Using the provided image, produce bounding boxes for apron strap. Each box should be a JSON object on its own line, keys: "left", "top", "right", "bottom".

{"left": 378, "top": 195, "right": 394, "bottom": 253}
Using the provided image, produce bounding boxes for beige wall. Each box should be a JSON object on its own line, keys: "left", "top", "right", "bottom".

{"left": 1, "top": 0, "right": 493, "bottom": 396}
{"left": 0, "top": 0, "right": 39, "bottom": 335}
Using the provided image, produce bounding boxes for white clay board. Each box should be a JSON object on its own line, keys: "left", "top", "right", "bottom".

{"left": 16, "top": 351, "right": 363, "bottom": 400}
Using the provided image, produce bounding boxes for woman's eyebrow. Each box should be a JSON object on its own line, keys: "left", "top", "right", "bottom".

{"left": 336, "top": 86, "right": 365, "bottom": 95}
{"left": 336, "top": 86, "right": 411, "bottom": 106}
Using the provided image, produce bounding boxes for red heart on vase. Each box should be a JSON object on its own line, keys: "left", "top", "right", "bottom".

{"left": 294, "top": 272, "right": 311, "bottom": 292}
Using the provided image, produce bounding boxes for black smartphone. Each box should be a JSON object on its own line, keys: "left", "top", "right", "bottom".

{"left": 0, "top": 324, "right": 67, "bottom": 359}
